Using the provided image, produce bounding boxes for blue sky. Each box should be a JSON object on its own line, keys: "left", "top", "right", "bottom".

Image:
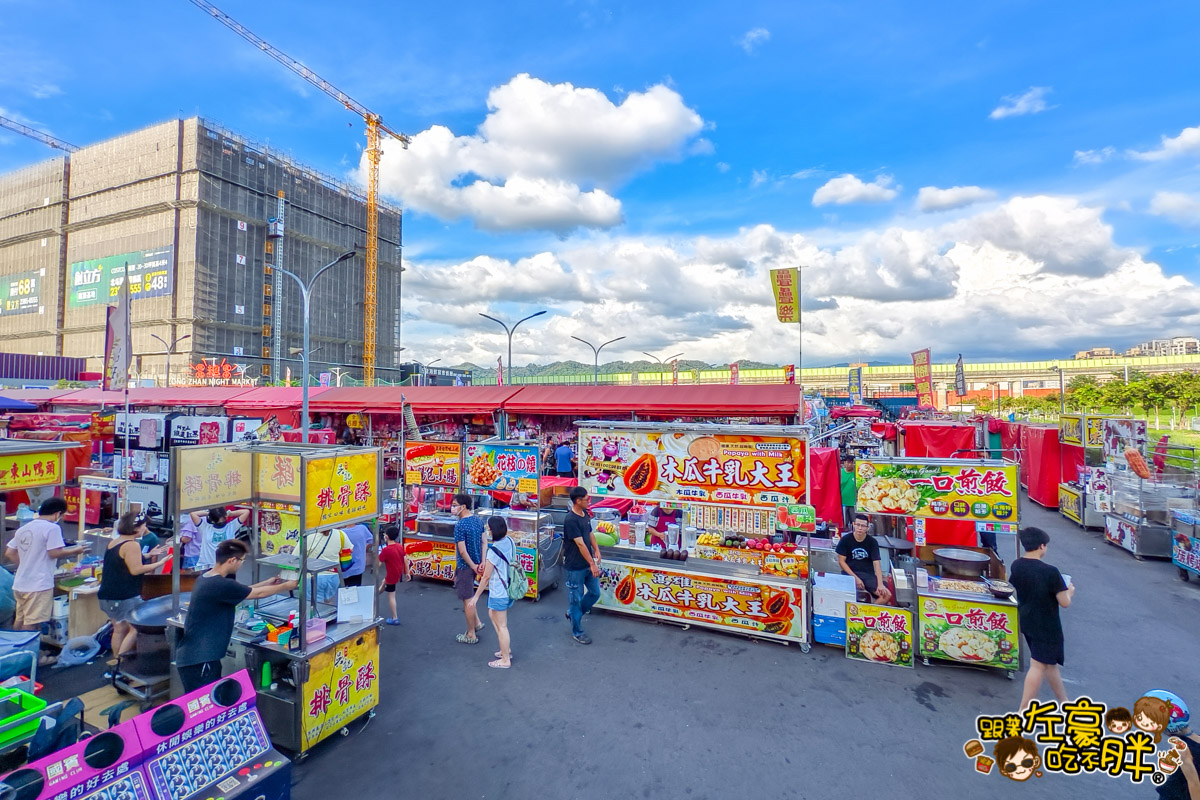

{"left": 3, "top": 1, "right": 1200, "bottom": 368}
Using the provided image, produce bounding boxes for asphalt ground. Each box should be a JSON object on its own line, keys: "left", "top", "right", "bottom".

{"left": 280, "top": 499, "right": 1200, "bottom": 800}
{"left": 43, "top": 499, "right": 1197, "bottom": 800}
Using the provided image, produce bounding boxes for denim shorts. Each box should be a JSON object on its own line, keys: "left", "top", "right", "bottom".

{"left": 487, "top": 593, "right": 515, "bottom": 612}
{"left": 100, "top": 596, "right": 141, "bottom": 623}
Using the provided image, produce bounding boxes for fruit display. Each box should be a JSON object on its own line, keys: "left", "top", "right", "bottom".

{"left": 592, "top": 520, "right": 620, "bottom": 547}
{"left": 658, "top": 549, "right": 689, "bottom": 561}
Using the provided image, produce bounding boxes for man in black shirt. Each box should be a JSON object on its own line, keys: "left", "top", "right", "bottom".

{"left": 175, "top": 539, "right": 297, "bottom": 693}
{"left": 563, "top": 486, "right": 600, "bottom": 645}
{"left": 1009, "top": 526, "right": 1074, "bottom": 711}
{"left": 835, "top": 513, "right": 891, "bottom": 604}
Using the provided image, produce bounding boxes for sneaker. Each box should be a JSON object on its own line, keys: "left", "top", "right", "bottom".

{"left": 572, "top": 633, "right": 592, "bottom": 645}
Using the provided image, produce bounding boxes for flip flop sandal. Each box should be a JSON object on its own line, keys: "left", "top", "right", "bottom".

{"left": 476, "top": 622, "right": 486, "bottom": 632}
{"left": 455, "top": 633, "right": 479, "bottom": 644}
{"left": 385, "top": 618, "right": 401, "bottom": 626}
{"left": 487, "top": 659, "right": 511, "bottom": 669}
{"left": 494, "top": 651, "right": 514, "bottom": 659}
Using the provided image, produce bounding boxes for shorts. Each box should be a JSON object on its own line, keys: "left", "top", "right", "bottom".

{"left": 1023, "top": 634, "right": 1064, "bottom": 666}
{"left": 488, "top": 593, "right": 515, "bottom": 612}
{"left": 382, "top": 583, "right": 397, "bottom": 593}
{"left": 343, "top": 574, "right": 363, "bottom": 587}
{"left": 100, "top": 596, "right": 141, "bottom": 623}
{"left": 854, "top": 571, "right": 879, "bottom": 595}
{"left": 454, "top": 566, "right": 476, "bottom": 600}
{"left": 181, "top": 555, "right": 199, "bottom": 571}
{"left": 14, "top": 589, "right": 53, "bottom": 628}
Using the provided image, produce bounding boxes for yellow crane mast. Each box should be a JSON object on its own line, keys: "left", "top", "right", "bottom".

{"left": 189, "top": 0, "right": 408, "bottom": 386}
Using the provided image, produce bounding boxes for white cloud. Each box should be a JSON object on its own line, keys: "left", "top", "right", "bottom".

{"left": 400, "top": 195, "right": 1197, "bottom": 366}
{"left": 989, "top": 86, "right": 1053, "bottom": 120}
{"left": 1072, "top": 146, "right": 1115, "bottom": 165}
{"left": 371, "top": 73, "right": 705, "bottom": 232}
{"left": 716, "top": 162, "right": 731, "bottom": 173}
{"left": 738, "top": 28, "right": 770, "bottom": 54}
{"left": 1128, "top": 124, "right": 1200, "bottom": 161}
{"left": 1150, "top": 191, "right": 1200, "bottom": 227}
{"left": 812, "top": 174, "right": 898, "bottom": 206}
{"left": 750, "top": 169, "right": 769, "bottom": 187}
{"left": 916, "top": 185, "right": 996, "bottom": 212}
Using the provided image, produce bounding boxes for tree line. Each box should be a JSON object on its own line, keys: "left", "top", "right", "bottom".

{"left": 971, "top": 370, "right": 1200, "bottom": 425}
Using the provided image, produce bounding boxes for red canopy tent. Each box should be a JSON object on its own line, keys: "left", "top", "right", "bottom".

{"left": 829, "top": 405, "right": 881, "bottom": 420}
{"left": 500, "top": 384, "right": 803, "bottom": 418}
{"left": 1024, "top": 425, "right": 1062, "bottom": 508}
{"left": 224, "top": 386, "right": 330, "bottom": 429}
{"left": 1060, "top": 443, "right": 1085, "bottom": 486}
{"left": 899, "top": 422, "right": 979, "bottom": 546}
{"left": 807, "top": 447, "right": 844, "bottom": 527}
{"left": 309, "top": 385, "right": 521, "bottom": 415}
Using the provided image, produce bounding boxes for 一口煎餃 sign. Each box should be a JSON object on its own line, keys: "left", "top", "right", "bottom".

{"left": 854, "top": 458, "right": 1019, "bottom": 525}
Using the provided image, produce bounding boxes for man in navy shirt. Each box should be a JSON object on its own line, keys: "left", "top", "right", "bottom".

{"left": 555, "top": 440, "right": 576, "bottom": 477}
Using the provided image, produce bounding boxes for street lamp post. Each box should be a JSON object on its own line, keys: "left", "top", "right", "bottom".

{"left": 1050, "top": 366, "right": 1065, "bottom": 414}
{"left": 278, "top": 250, "right": 356, "bottom": 441}
{"left": 421, "top": 358, "right": 441, "bottom": 386}
{"left": 150, "top": 333, "right": 191, "bottom": 387}
{"left": 641, "top": 351, "right": 684, "bottom": 386}
{"left": 479, "top": 310, "right": 546, "bottom": 386}
{"left": 571, "top": 335, "right": 625, "bottom": 385}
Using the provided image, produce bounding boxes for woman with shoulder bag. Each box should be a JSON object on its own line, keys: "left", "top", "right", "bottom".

{"left": 469, "top": 516, "right": 517, "bottom": 669}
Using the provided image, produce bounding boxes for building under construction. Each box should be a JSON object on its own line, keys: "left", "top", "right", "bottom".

{"left": 0, "top": 117, "right": 403, "bottom": 385}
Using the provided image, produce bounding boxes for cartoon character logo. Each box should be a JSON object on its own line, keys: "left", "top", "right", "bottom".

{"left": 994, "top": 736, "right": 1041, "bottom": 782}
{"left": 1105, "top": 707, "right": 1133, "bottom": 734}
{"left": 1134, "top": 696, "right": 1171, "bottom": 743}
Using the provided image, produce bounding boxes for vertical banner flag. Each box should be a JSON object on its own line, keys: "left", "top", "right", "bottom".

{"left": 103, "top": 273, "right": 131, "bottom": 391}
{"left": 672, "top": 359, "right": 679, "bottom": 386}
{"left": 911, "top": 348, "right": 936, "bottom": 409}
{"left": 783, "top": 364, "right": 796, "bottom": 385}
{"left": 848, "top": 367, "right": 863, "bottom": 404}
{"left": 769, "top": 268, "right": 800, "bottom": 323}
{"left": 730, "top": 363, "right": 740, "bottom": 385}
{"left": 496, "top": 356, "right": 504, "bottom": 386}
{"left": 955, "top": 354, "right": 966, "bottom": 397}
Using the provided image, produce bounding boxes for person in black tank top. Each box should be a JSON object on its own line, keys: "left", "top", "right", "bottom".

{"left": 98, "top": 511, "right": 170, "bottom": 656}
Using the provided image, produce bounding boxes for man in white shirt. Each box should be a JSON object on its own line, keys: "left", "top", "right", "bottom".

{"left": 5, "top": 498, "right": 86, "bottom": 631}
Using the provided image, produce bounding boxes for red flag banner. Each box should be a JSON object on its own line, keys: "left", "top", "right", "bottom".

{"left": 730, "top": 363, "right": 740, "bottom": 385}
{"left": 783, "top": 364, "right": 795, "bottom": 385}
{"left": 911, "top": 349, "right": 936, "bottom": 409}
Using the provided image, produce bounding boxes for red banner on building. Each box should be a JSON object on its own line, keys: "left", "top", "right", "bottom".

{"left": 911, "top": 349, "right": 936, "bottom": 409}
{"left": 730, "top": 363, "right": 740, "bottom": 385}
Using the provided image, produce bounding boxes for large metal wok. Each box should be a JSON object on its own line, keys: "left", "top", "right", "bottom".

{"left": 932, "top": 547, "right": 990, "bottom": 578}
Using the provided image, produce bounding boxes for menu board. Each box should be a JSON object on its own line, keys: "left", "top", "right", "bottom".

{"left": 464, "top": 442, "right": 539, "bottom": 492}
{"left": 917, "top": 594, "right": 1019, "bottom": 670}
{"left": 854, "top": 458, "right": 1019, "bottom": 524}
{"left": 578, "top": 427, "right": 806, "bottom": 506}
{"left": 404, "top": 441, "right": 463, "bottom": 487}
{"left": 846, "top": 603, "right": 914, "bottom": 668}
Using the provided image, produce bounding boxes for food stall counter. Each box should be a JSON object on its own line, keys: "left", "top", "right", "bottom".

{"left": 594, "top": 545, "right": 810, "bottom": 650}
{"left": 405, "top": 515, "right": 463, "bottom": 582}
{"left": 916, "top": 576, "right": 1020, "bottom": 678}
{"left": 1172, "top": 510, "right": 1200, "bottom": 581}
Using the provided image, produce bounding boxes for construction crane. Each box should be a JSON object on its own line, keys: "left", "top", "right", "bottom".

{"left": 0, "top": 115, "right": 78, "bottom": 152}
{"left": 189, "top": 0, "right": 408, "bottom": 386}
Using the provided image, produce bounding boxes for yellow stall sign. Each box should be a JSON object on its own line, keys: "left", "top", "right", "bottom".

{"left": 175, "top": 446, "right": 253, "bottom": 511}
{"left": 254, "top": 452, "right": 301, "bottom": 503}
{"left": 0, "top": 451, "right": 63, "bottom": 491}
{"left": 301, "top": 627, "right": 379, "bottom": 750}
{"left": 305, "top": 451, "right": 379, "bottom": 527}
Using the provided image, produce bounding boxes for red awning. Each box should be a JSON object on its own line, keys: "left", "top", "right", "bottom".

{"left": 50, "top": 387, "right": 257, "bottom": 408}
{"left": 501, "top": 385, "right": 802, "bottom": 416}
{"left": 0, "top": 388, "right": 86, "bottom": 405}
{"left": 308, "top": 386, "right": 522, "bottom": 415}
{"left": 830, "top": 405, "right": 882, "bottom": 420}
{"left": 222, "top": 386, "right": 330, "bottom": 411}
